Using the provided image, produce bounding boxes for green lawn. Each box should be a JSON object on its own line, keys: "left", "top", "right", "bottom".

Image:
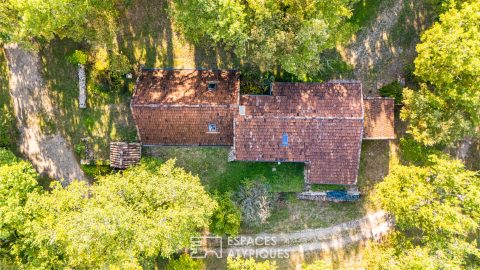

{"left": 144, "top": 146, "right": 304, "bottom": 193}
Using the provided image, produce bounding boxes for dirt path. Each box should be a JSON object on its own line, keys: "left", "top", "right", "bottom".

{"left": 210, "top": 211, "right": 392, "bottom": 256}
{"left": 4, "top": 43, "right": 86, "bottom": 184}
{"left": 339, "top": 0, "right": 430, "bottom": 95}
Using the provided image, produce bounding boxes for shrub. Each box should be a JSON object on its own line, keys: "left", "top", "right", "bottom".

{"left": 74, "top": 143, "right": 86, "bottom": 159}
{"left": 303, "top": 260, "right": 333, "bottom": 270}
{"left": 227, "top": 256, "right": 277, "bottom": 270}
{"left": 0, "top": 148, "right": 18, "bottom": 166}
{"left": 67, "top": 50, "right": 88, "bottom": 65}
{"left": 210, "top": 192, "right": 241, "bottom": 236}
{"left": 379, "top": 81, "right": 403, "bottom": 104}
{"left": 93, "top": 47, "right": 110, "bottom": 72}
{"left": 0, "top": 103, "right": 18, "bottom": 149}
{"left": 92, "top": 49, "right": 131, "bottom": 92}
{"left": 109, "top": 53, "right": 131, "bottom": 76}
{"left": 235, "top": 180, "right": 275, "bottom": 225}
{"left": 240, "top": 68, "right": 273, "bottom": 95}
{"left": 81, "top": 165, "right": 113, "bottom": 179}
{"left": 166, "top": 254, "right": 204, "bottom": 270}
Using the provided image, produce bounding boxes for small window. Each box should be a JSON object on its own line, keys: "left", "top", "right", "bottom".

{"left": 208, "top": 123, "right": 218, "bottom": 132}
{"left": 281, "top": 132, "right": 289, "bottom": 146}
{"left": 239, "top": 105, "right": 246, "bottom": 116}
{"left": 207, "top": 82, "right": 218, "bottom": 91}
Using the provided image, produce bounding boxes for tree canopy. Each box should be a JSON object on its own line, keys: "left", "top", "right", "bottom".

{"left": 401, "top": 1, "right": 480, "bottom": 146}
{"left": 369, "top": 155, "right": 480, "bottom": 269}
{"left": 0, "top": 0, "right": 125, "bottom": 46}
{"left": 0, "top": 153, "right": 217, "bottom": 269}
{"left": 171, "top": 0, "right": 357, "bottom": 79}
{"left": 0, "top": 149, "right": 40, "bottom": 260}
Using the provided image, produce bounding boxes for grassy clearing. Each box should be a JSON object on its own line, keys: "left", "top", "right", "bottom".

{"left": 117, "top": 0, "right": 239, "bottom": 69}
{"left": 246, "top": 193, "right": 365, "bottom": 234}
{"left": 144, "top": 140, "right": 391, "bottom": 233}
{"left": 40, "top": 39, "right": 137, "bottom": 160}
{"left": 144, "top": 146, "right": 304, "bottom": 193}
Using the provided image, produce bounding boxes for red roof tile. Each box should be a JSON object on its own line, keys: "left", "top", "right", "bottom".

{"left": 131, "top": 69, "right": 240, "bottom": 146}
{"left": 132, "top": 106, "right": 235, "bottom": 145}
{"left": 234, "top": 81, "right": 364, "bottom": 185}
{"left": 363, "top": 98, "right": 395, "bottom": 139}
{"left": 131, "top": 69, "right": 239, "bottom": 106}
{"left": 131, "top": 70, "right": 394, "bottom": 185}
{"left": 234, "top": 117, "right": 363, "bottom": 185}
{"left": 265, "top": 82, "right": 364, "bottom": 118}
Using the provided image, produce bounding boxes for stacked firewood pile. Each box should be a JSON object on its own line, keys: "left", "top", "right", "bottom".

{"left": 109, "top": 142, "right": 141, "bottom": 169}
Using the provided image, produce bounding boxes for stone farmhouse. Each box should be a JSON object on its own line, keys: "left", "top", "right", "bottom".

{"left": 131, "top": 69, "right": 394, "bottom": 186}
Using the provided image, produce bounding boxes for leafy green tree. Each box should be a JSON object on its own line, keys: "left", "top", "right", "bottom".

{"left": 210, "top": 192, "right": 241, "bottom": 236}
{"left": 0, "top": 0, "right": 124, "bottom": 46}
{"left": 0, "top": 149, "right": 41, "bottom": 265}
{"left": 401, "top": 1, "right": 480, "bottom": 146}
{"left": 3, "top": 159, "right": 216, "bottom": 269}
{"left": 171, "top": 0, "right": 357, "bottom": 78}
{"left": 67, "top": 50, "right": 89, "bottom": 65}
{"left": 0, "top": 148, "right": 17, "bottom": 165}
{"left": 227, "top": 256, "right": 277, "bottom": 270}
{"left": 371, "top": 155, "right": 480, "bottom": 269}
{"left": 379, "top": 81, "right": 403, "bottom": 104}
{"left": 166, "top": 254, "right": 204, "bottom": 270}
{"left": 363, "top": 234, "right": 452, "bottom": 270}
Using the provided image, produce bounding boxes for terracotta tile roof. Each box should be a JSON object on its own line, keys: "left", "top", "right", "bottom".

{"left": 363, "top": 98, "right": 395, "bottom": 139}
{"left": 234, "top": 81, "right": 364, "bottom": 185}
{"left": 131, "top": 69, "right": 240, "bottom": 106}
{"left": 240, "top": 82, "right": 363, "bottom": 118}
{"left": 132, "top": 107, "right": 235, "bottom": 145}
{"left": 131, "top": 70, "right": 395, "bottom": 185}
{"left": 234, "top": 117, "right": 363, "bottom": 185}
{"left": 131, "top": 69, "right": 240, "bottom": 146}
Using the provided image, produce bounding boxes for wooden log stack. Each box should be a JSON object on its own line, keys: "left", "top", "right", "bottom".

{"left": 110, "top": 142, "right": 142, "bottom": 169}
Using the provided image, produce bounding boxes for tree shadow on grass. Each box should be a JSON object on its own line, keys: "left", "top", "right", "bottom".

{"left": 40, "top": 39, "right": 137, "bottom": 160}
{"left": 116, "top": 0, "right": 183, "bottom": 69}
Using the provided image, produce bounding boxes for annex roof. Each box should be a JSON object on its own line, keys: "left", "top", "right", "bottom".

{"left": 363, "top": 98, "right": 395, "bottom": 139}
